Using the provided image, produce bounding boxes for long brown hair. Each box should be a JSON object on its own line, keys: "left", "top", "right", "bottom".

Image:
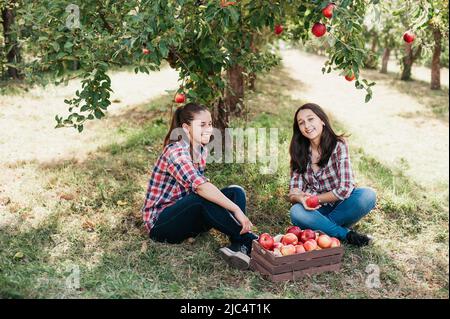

{"left": 163, "top": 103, "right": 208, "bottom": 147}
{"left": 289, "top": 103, "right": 347, "bottom": 174}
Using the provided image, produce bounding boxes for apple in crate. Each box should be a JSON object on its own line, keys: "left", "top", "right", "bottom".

{"left": 317, "top": 234, "right": 332, "bottom": 248}
{"left": 303, "top": 239, "right": 318, "bottom": 251}
{"left": 258, "top": 233, "right": 274, "bottom": 250}
{"left": 295, "top": 244, "right": 306, "bottom": 254}
{"left": 300, "top": 229, "right": 316, "bottom": 243}
{"left": 280, "top": 244, "right": 296, "bottom": 256}
{"left": 330, "top": 237, "right": 341, "bottom": 247}
{"left": 272, "top": 248, "right": 283, "bottom": 257}
{"left": 286, "top": 226, "right": 302, "bottom": 240}
{"left": 273, "top": 242, "right": 283, "bottom": 250}
{"left": 281, "top": 233, "right": 298, "bottom": 246}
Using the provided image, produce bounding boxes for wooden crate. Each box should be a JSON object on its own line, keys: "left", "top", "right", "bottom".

{"left": 250, "top": 240, "right": 344, "bottom": 282}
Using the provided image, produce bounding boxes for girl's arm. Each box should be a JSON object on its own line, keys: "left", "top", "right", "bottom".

{"left": 196, "top": 182, "right": 253, "bottom": 234}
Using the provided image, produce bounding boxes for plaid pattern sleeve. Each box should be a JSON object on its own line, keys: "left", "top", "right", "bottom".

{"left": 289, "top": 169, "right": 304, "bottom": 195}
{"left": 167, "top": 148, "right": 208, "bottom": 193}
{"left": 331, "top": 141, "right": 355, "bottom": 200}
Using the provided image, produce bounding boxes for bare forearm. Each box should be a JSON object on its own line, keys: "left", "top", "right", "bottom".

{"left": 317, "top": 191, "right": 340, "bottom": 204}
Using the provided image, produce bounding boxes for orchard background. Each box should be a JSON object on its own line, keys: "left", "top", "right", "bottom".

{"left": 0, "top": 0, "right": 448, "bottom": 298}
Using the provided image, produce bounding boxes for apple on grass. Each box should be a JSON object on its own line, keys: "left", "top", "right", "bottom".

{"left": 281, "top": 233, "right": 298, "bottom": 246}
{"left": 274, "top": 24, "right": 284, "bottom": 35}
{"left": 258, "top": 233, "right": 274, "bottom": 250}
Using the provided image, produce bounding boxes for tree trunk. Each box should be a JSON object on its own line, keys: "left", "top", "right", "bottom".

{"left": 1, "top": 3, "right": 22, "bottom": 80}
{"left": 214, "top": 98, "right": 229, "bottom": 133}
{"left": 431, "top": 27, "right": 442, "bottom": 90}
{"left": 225, "top": 64, "right": 245, "bottom": 116}
{"left": 380, "top": 47, "right": 391, "bottom": 74}
{"left": 401, "top": 43, "right": 414, "bottom": 81}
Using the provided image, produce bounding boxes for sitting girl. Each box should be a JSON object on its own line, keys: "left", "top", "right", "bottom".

{"left": 142, "top": 103, "right": 257, "bottom": 269}
{"left": 288, "top": 103, "right": 376, "bottom": 246}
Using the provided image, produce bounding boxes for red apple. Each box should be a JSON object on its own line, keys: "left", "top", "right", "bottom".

{"left": 281, "top": 233, "right": 298, "bottom": 246}
{"left": 295, "top": 244, "right": 306, "bottom": 254}
{"left": 303, "top": 239, "right": 318, "bottom": 251}
{"left": 272, "top": 248, "right": 282, "bottom": 257}
{"left": 300, "top": 229, "right": 316, "bottom": 243}
{"left": 317, "top": 234, "right": 332, "bottom": 248}
{"left": 258, "top": 233, "right": 274, "bottom": 250}
{"left": 142, "top": 48, "right": 151, "bottom": 55}
{"left": 174, "top": 93, "right": 186, "bottom": 104}
{"left": 280, "top": 244, "right": 296, "bottom": 256}
{"left": 345, "top": 72, "right": 355, "bottom": 81}
{"left": 322, "top": 3, "right": 335, "bottom": 19}
{"left": 330, "top": 237, "right": 341, "bottom": 247}
{"left": 312, "top": 23, "right": 327, "bottom": 37}
{"left": 305, "top": 196, "right": 319, "bottom": 208}
{"left": 274, "top": 24, "right": 284, "bottom": 35}
{"left": 286, "top": 226, "right": 302, "bottom": 240}
{"left": 403, "top": 31, "right": 416, "bottom": 43}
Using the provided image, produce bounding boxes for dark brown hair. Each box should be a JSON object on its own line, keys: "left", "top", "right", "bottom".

{"left": 163, "top": 103, "right": 208, "bottom": 147}
{"left": 289, "top": 103, "right": 347, "bottom": 174}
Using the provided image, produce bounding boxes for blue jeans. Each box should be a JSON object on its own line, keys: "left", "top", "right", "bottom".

{"left": 290, "top": 187, "right": 377, "bottom": 240}
{"left": 150, "top": 185, "right": 258, "bottom": 246}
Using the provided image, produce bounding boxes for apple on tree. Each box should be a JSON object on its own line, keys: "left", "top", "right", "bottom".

{"left": 312, "top": 23, "right": 327, "bottom": 37}
{"left": 274, "top": 24, "right": 284, "bottom": 35}
{"left": 403, "top": 31, "right": 416, "bottom": 43}
{"left": 322, "top": 3, "right": 335, "bottom": 19}
{"left": 174, "top": 93, "right": 186, "bottom": 104}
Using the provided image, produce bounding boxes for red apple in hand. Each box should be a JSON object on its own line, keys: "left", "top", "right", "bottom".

{"left": 403, "top": 31, "right": 416, "bottom": 43}
{"left": 303, "top": 239, "right": 318, "bottom": 251}
{"left": 300, "top": 229, "right": 316, "bottom": 243}
{"left": 274, "top": 24, "right": 284, "bottom": 35}
{"left": 317, "top": 234, "right": 332, "bottom": 248}
{"left": 174, "top": 93, "right": 186, "bottom": 103}
{"left": 305, "top": 196, "right": 319, "bottom": 208}
{"left": 286, "top": 226, "right": 302, "bottom": 240}
{"left": 322, "top": 3, "right": 335, "bottom": 19}
{"left": 258, "top": 233, "right": 274, "bottom": 250}
{"left": 281, "top": 233, "right": 298, "bottom": 246}
{"left": 312, "top": 23, "right": 327, "bottom": 37}
{"left": 330, "top": 237, "right": 341, "bottom": 247}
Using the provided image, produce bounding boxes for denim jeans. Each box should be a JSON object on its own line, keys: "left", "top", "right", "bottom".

{"left": 290, "top": 187, "right": 377, "bottom": 240}
{"left": 150, "top": 185, "right": 258, "bottom": 247}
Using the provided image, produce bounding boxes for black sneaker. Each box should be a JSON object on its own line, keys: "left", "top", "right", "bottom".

{"left": 218, "top": 246, "right": 250, "bottom": 270}
{"left": 345, "top": 230, "right": 373, "bottom": 247}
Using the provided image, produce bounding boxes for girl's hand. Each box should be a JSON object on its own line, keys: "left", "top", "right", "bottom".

{"left": 233, "top": 210, "right": 253, "bottom": 234}
{"left": 301, "top": 195, "right": 322, "bottom": 211}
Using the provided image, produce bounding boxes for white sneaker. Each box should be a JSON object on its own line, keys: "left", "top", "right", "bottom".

{"left": 218, "top": 247, "right": 251, "bottom": 270}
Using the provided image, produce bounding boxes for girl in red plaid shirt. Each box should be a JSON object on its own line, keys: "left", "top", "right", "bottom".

{"left": 142, "top": 103, "right": 257, "bottom": 270}
{"left": 288, "top": 103, "right": 377, "bottom": 246}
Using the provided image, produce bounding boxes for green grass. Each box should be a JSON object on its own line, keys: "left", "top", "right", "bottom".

{"left": 0, "top": 67, "right": 448, "bottom": 299}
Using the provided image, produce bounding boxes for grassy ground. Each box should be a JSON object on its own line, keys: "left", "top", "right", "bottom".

{"left": 0, "top": 67, "right": 448, "bottom": 299}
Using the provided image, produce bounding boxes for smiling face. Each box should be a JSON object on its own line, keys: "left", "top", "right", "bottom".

{"left": 183, "top": 110, "right": 213, "bottom": 146}
{"left": 297, "top": 109, "right": 325, "bottom": 142}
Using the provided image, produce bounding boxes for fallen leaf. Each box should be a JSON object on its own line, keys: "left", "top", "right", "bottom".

{"left": 140, "top": 241, "right": 148, "bottom": 253}
{"left": 14, "top": 252, "right": 24, "bottom": 260}
{"left": 117, "top": 200, "right": 127, "bottom": 206}
{"left": 60, "top": 194, "right": 75, "bottom": 201}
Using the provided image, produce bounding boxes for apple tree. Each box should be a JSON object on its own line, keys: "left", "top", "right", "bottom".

{"left": 14, "top": 0, "right": 388, "bottom": 133}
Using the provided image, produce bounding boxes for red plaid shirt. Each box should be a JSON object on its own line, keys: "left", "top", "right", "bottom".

{"left": 289, "top": 140, "right": 355, "bottom": 201}
{"left": 142, "top": 140, "right": 209, "bottom": 233}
